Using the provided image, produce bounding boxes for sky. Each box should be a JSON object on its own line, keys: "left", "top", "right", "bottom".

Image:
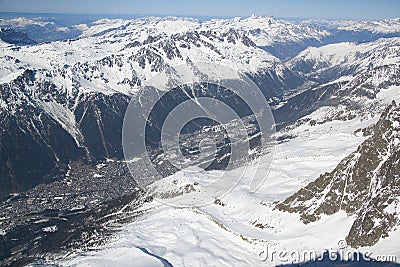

{"left": 0, "top": 0, "right": 399, "bottom": 20}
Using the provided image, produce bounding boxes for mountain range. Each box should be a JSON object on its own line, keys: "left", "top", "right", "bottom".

{"left": 0, "top": 14, "right": 400, "bottom": 266}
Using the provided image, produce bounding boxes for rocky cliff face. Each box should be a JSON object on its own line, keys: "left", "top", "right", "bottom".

{"left": 0, "top": 70, "right": 83, "bottom": 196}
{"left": 0, "top": 69, "right": 131, "bottom": 196}
{"left": 277, "top": 101, "right": 400, "bottom": 247}
{"left": 273, "top": 63, "right": 400, "bottom": 128}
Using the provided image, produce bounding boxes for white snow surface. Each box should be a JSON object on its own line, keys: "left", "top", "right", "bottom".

{"left": 0, "top": 17, "right": 53, "bottom": 28}
{"left": 201, "top": 15, "right": 330, "bottom": 46}
{"left": 302, "top": 18, "right": 400, "bottom": 34}
{"left": 0, "top": 16, "right": 290, "bottom": 99}
{"left": 287, "top": 37, "right": 400, "bottom": 76}
{"left": 79, "top": 15, "right": 330, "bottom": 46}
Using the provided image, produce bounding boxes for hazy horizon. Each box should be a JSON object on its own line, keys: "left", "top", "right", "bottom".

{"left": 0, "top": 0, "right": 399, "bottom": 21}
{"left": 0, "top": 11, "right": 399, "bottom": 23}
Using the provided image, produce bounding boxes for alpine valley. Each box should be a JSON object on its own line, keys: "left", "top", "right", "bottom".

{"left": 0, "top": 14, "right": 400, "bottom": 266}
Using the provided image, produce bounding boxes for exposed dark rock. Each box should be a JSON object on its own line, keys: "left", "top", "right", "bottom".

{"left": 0, "top": 71, "right": 84, "bottom": 196}
{"left": 74, "top": 92, "right": 130, "bottom": 160}
{"left": 277, "top": 101, "right": 400, "bottom": 248}
{"left": 0, "top": 28, "right": 36, "bottom": 46}
{"left": 0, "top": 70, "right": 130, "bottom": 196}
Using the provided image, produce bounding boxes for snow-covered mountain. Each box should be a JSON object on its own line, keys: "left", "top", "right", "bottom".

{"left": 0, "top": 16, "right": 309, "bottom": 94}
{"left": 287, "top": 37, "right": 400, "bottom": 83}
{"left": 0, "top": 16, "right": 308, "bottom": 197}
{"left": 200, "top": 15, "right": 331, "bottom": 59}
{"left": 0, "top": 15, "right": 316, "bottom": 199}
{"left": 277, "top": 101, "right": 400, "bottom": 248}
{"left": 272, "top": 39, "right": 400, "bottom": 129}
{"left": 303, "top": 18, "right": 400, "bottom": 35}
{"left": 1, "top": 15, "right": 400, "bottom": 266}
{"left": 0, "top": 16, "right": 83, "bottom": 43}
{"left": 202, "top": 15, "right": 329, "bottom": 46}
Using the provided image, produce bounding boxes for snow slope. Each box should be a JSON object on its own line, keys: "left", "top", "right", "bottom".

{"left": 302, "top": 18, "right": 400, "bottom": 34}
{"left": 201, "top": 15, "right": 330, "bottom": 46}
{"left": 0, "top": 17, "right": 289, "bottom": 98}
{"left": 287, "top": 37, "right": 400, "bottom": 79}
